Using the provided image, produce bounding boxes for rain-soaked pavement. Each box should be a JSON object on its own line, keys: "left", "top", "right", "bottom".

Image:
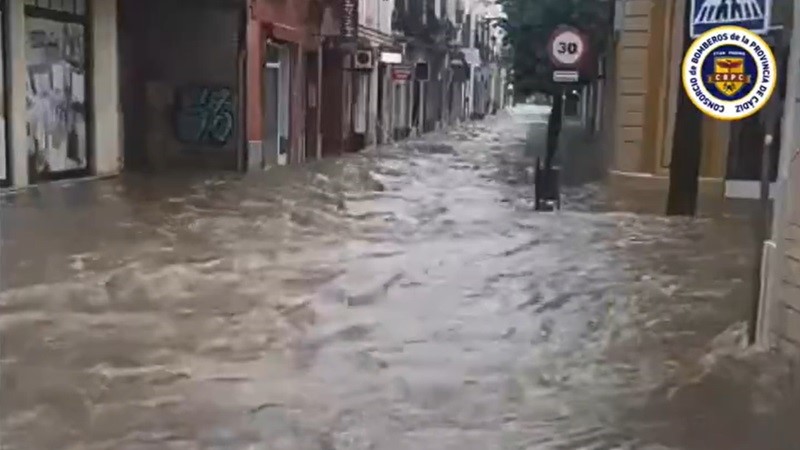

{"left": 2, "top": 105, "right": 800, "bottom": 449}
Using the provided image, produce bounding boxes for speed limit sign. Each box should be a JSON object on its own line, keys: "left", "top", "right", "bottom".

{"left": 547, "top": 26, "right": 587, "bottom": 68}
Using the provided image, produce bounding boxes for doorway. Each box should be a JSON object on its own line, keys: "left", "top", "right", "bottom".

{"left": 411, "top": 80, "right": 421, "bottom": 131}
{"left": 724, "top": 44, "right": 788, "bottom": 199}
{"left": 305, "top": 51, "right": 319, "bottom": 160}
{"left": 264, "top": 42, "right": 291, "bottom": 167}
{"left": 377, "top": 63, "right": 388, "bottom": 145}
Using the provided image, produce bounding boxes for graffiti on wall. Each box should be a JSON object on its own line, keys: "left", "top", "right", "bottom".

{"left": 175, "top": 86, "right": 235, "bottom": 146}
{"left": 25, "top": 18, "right": 88, "bottom": 177}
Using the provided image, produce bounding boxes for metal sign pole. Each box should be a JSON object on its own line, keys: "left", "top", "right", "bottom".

{"left": 537, "top": 25, "right": 588, "bottom": 211}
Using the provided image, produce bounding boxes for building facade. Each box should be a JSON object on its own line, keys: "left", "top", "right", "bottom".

{"left": 118, "top": 0, "right": 246, "bottom": 173}
{"left": 608, "top": 0, "right": 794, "bottom": 206}
{"left": 759, "top": 0, "right": 800, "bottom": 356}
{"left": 0, "top": 0, "right": 507, "bottom": 190}
{"left": 246, "top": 0, "right": 325, "bottom": 168}
{"left": 462, "top": 0, "right": 497, "bottom": 120}
{"left": 2, "top": 0, "right": 121, "bottom": 188}
{"left": 608, "top": 0, "right": 729, "bottom": 205}
{"left": 355, "top": 0, "right": 400, "bottom": 147}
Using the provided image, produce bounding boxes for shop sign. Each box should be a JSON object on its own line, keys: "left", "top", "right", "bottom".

{"left": 553, "top": 70, "right": 579, "bottom": 83}
{"left": 341, "top": 0, "right": 358, "bottom": 43}
{"left": 380, "top": 52, "right": 403, "bottom": 64}
{"left": 392, "top": 65, "right": 413, "bottom": 82}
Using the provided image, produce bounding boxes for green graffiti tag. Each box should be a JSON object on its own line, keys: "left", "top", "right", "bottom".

{"left": 175, "top": 86, "right": 235, "bottom": 146}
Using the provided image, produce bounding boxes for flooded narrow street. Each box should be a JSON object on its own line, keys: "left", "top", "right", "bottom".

{"left": 1, "top": 105, "right": 798, "bottom": 449}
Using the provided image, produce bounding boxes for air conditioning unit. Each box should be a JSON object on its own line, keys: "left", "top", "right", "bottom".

{"left": 354, "top": 49, "right": 374, "bottom": 70}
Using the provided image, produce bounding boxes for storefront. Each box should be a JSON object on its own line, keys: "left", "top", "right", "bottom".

{"left": 24, "top": 0, "right": 91, "bottom": 183}
{"left": 262, "top": 40, "right": 294, "bottom": 166}
{"left": 246, "top": 0, "right": 323, "bottom": 167}
{"left": 447, "top": 53, "right": 469, "bottom": 126}
{"left": 389, "top": 63, "right": 412, "bottom": 140}
{"left": 724, "top": 25, "right": 785, "bottom": 198}
{"left": 1, "top": 0, "right": 121, "bottom": 189}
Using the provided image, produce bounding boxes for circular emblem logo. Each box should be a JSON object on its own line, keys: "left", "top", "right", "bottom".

{"left": 681, "top": 26, "right": 777, "bottom": 121}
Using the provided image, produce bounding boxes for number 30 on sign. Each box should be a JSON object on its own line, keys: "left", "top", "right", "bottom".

{"left": 547, "top": 26, "right": 587, "bottom": 68}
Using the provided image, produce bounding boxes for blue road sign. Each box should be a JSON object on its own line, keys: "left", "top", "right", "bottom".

{"left": 690, "top": 0, "right": 772, "bottom": 38}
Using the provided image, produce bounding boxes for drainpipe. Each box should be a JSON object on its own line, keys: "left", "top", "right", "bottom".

{"left": 237, "top": 0, "right": 250, "bottom": 172}
{"left": 367, "top": 46, "right": 379, "bottom": 146}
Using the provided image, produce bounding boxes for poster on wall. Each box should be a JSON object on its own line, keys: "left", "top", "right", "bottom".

{"left": 25, "top": 16, "right": 88, "bottom": 178}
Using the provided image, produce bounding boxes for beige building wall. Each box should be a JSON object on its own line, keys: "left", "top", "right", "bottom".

{"left": 611, "top": 0, "right": 729, "bottom": 184}
{"left": 612, "top": 0, "right": 651, "bottom": 174}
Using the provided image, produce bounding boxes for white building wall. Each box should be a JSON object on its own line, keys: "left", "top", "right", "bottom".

{"left": 447, "top": 0, "right": 458, "bottom": 22}
{"left": 358, "top": 0, "right": 400, "bottom": 145}
{"left": 361, "top": 0, "right": 395, "bottom": 32}
{"left": 378, "top": 0, "right": 394, "bottom": 33}
{"left": 92, "top": 0, "right": 122, "bottom": 176}
{"left": 760, "top": 0, "right": 800, "bottom": 354}
{"left": 7, "top": 0, "right": 28, "bottom": 187}
{"left": 359, "top": 0, "right": 372, "bottom": 26}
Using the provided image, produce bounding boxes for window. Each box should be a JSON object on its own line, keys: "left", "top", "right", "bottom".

{"left": 24, "top": 0, "right": 87, "bottom": 16}
{"left": 25, "top": 0, "right": 87, "bottom": 16}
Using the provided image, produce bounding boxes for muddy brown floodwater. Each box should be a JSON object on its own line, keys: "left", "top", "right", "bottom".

{"left": 2, "top": 105, "right": 800, "bottom": 449}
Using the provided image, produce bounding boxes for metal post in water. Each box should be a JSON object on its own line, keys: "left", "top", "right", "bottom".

{"left": 751, "top": 131, "right": 773, "bottom": 343}
{"left": 750, "top": 94, "right": 781, "bottom": 344}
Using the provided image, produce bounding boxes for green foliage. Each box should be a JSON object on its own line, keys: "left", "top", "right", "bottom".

{"left": 497, "top": 0, "right": 612, "bottom": 96}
